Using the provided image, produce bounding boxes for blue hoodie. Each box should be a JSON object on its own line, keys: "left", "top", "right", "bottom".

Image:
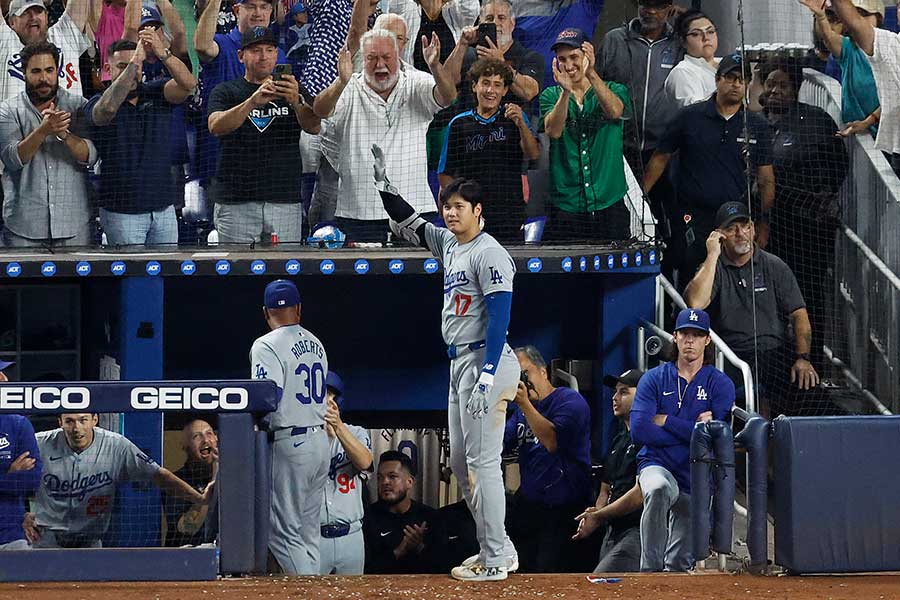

{"left": 630, "top": 362, "right": 734, "bottom": 494}
{"left": 0, "top": 415, "right": 42, "bottom": 544}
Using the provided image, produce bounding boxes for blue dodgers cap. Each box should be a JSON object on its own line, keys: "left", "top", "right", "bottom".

{"left": 290, "top": 1, "right": 307, "bottom": 16}
{"left": 326, "top": 371, "right": 345, "bottom": 407}
{"left": 551, "top": 27, "right": 588, "bottom": 51}
{"left": 264, "top": 279, "right": 301, "bottom": 309}
{"left": 0, "top": 359, "right": 14, "bottom": 371}
{"left": 140, "top": 6, "right": 163, "bottom": 28}
{"left": 675, "top": 308, "right": 711, "bottom": 333}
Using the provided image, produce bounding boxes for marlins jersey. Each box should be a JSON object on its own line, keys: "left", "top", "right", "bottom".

{"left": 320, "top": 425, "right": 371, "bottom": 527}
{"left": 251, "top": 324, "right": 329, "bottom": 429}
{"left": 34, "top": 428, "right": 160, "bottom": 539}
{"left": 424, "top": 227, "right": 516, "bottom": 346}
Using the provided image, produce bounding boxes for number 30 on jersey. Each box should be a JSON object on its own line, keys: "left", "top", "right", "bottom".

{"left": 295, "top": 362, "right": 326, "bottom": 404}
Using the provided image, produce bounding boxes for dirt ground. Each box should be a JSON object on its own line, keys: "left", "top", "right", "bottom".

{"left": 3, "top": 573, "right": 898, "bottom": 600}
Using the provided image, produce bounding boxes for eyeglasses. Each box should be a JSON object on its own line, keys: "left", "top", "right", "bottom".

{"left": 686, "top": 26, "right": 717, "bottom": 39}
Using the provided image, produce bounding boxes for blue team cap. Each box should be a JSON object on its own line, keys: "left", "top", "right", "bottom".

{"left": 140, "top": 6, "right": 163, "bottom": 28}
{"left": 551, "top": 28, "right": 588, "bottom": 51}
{"left": 326, "top": 371, "right": 345, "bottom": 408}
{"left": 0, "top": 359, "right": 14, "bottom": 371}
{"left": 290, "top": 1, "right": 307, "bottom": 16}
{"left": 674, "top": 308, "right": 711, "bottom": 333}
{"left": 264, "top": 279, "right": 301, "bottom": 309}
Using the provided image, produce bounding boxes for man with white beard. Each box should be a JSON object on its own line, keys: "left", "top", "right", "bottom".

{"left": 313, "top": 29, "right": 457, "bottom": 242}
{"left": 684, "top": 201, "right": 819, "bottom": 417}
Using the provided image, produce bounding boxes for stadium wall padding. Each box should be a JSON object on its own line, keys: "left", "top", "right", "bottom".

{"left": 774, "top": 416, "right": 900, "bottom": 573}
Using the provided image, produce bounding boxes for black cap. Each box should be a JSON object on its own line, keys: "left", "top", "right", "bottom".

{"left": 551, "top": 28, "right": 588, "bottom": 51}
{"left": 716, "top": 201, "right": 751, "bottom": 229}
{"left": 603, "top": 368, "right": 644, "bottom": 389}
{"left": 241, "top": 26, "right": 277, "bottom": 50}
{"left": 716, "top": 52, "right": 750, "bottom": 79}
{"left": 638, "top": 0, "right": 674, "bottom": 6}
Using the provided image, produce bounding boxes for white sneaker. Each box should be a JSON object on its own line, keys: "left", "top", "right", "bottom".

{"left": 451, "top": 563, "right": 508, "bottom": 581}
{"left": 461, "top": 553, "right": 519, "bottom": 572}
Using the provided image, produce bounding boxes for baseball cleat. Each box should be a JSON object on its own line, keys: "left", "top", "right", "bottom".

{"left": 461, "top": 553, "right": 519, "bottom": 573}
{"left": 451, "top": 563, "right": 508, "bottom": 582}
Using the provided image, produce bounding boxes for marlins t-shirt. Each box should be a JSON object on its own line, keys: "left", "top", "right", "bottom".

{"left": 0, "top": 13, "right": 91, "bottom": 100}
{"left": 208, "top": 77, "right": 303, "bottom": 204}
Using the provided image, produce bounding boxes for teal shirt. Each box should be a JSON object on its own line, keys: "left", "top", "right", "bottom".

{"left": 838, "top": 35, "right": 879, "bottom": 136}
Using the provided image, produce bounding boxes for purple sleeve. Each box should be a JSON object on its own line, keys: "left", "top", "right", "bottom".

{"left": 548, "top": 390, "right": 589, "bottom": 442}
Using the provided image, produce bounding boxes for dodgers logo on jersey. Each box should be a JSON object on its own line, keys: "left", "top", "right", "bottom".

{"left": 0, "top": 435, "right": 9, "bottom": 450}
{"left": 444, "top": 269, "right": 470, "bottom": 296}
{"left": 696, "top": 386, "right": 708, "bottom": 401}
{"left": 488, "top": 266, "right": 503, "bottom": 284}
{"left": 249, "top": 103, "right": 290, "bottom": 133}
{"left": 328, "top": 451, "right": 351, "bottom": 480}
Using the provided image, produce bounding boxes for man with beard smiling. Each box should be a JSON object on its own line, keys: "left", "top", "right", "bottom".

{"left": 313, "top": 28, "right": 457, "bottom": 242}
{"left": 0, "top": 0, "right": 94, "bottom": 100}
{"left": 163, "top": 419, "right": 219, "bottom": 547}
{"left": 0, "top": 41, "right": 96, "bottom": 247}
{"left": 685, "top": 202, "right": 819, "bottom": 417}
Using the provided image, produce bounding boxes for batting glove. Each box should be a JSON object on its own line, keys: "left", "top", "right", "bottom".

{"left": 371, "top": 144, "right": 398, "bottom": 194}
{"left": 466, "top": 372, "right": 494, "bottom": 419}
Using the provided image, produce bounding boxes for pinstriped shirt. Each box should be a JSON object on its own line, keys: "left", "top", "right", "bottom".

{"left": 0, "top": 90, "right": 97, "bottom": 240}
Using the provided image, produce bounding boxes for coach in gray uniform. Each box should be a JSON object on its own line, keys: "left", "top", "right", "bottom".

{"left": 319, "top": 372, "right": 373, "bottom": 575}
{"left": 25, "top": 413, "right": 212, "bottom": 548}
{"left": 251, "top": 279, "right": 330, "bottom": 575}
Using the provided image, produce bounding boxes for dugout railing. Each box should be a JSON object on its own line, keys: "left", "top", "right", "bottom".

{"left": 800, "top": 70, "right": 900, "bottom": 414}
{"left": 0, "top": 380, "right": 277, "bottom": 582}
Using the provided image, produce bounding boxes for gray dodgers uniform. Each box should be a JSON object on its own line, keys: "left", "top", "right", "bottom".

{"left": 33, "top": 428, "right": 160, "bottom": 548}
{"left": 319, "top": 425, "right": 371, "bottom": 574}
{"left": 424, "top": 224, "right": 520, "bottom": 570}
{"left": 251, "top": 323, "right": 329, "bottom": 575}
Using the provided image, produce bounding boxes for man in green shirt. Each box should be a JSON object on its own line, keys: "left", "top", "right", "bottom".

{"left": 540, "top": 28, "right": 632, "bottom": 242}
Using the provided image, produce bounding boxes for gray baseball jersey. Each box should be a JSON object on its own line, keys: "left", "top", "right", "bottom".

{"left": 424, "top": 227, "right": 516, "bottom": 346}
{"left": 320, "top": 425, "right": 371, "bottom": 527}
{"left": 251, "top": 323, "right": 329, "bottom": 429}
{"left": 34, "top": 428, "right": 160, "bottom": 540}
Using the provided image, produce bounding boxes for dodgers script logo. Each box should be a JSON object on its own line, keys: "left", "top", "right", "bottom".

{"left": 43, "top": 471, "right": 114, "bottom": 501}
{"left": 249, "top": 103, "right": 290, "bottom": 133}
{"left": 444, "top": 269, "right": 470, "bottom": 296}
{"left": 7, "top": 52, "right": 79, "bottom": 89}
{"left": 328, "top": 451, "right": 351, "bottom": 480}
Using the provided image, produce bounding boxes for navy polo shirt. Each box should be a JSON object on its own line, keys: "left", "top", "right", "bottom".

{"left": 86, "top": 78, "right": 174, "bottom": 214}
{"left": 658, "top": 94, "right": 773, "bottom": 210}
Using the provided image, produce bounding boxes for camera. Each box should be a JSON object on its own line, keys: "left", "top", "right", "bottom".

{"left": 520, "top": 370, "right": 536, "bottom": 394}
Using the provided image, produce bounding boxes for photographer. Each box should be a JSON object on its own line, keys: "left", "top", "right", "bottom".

{"left": 503, "top": 345, "right": 591, "bottom": 573}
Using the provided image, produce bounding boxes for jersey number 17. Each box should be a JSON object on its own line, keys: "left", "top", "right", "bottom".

{"left": 295, "top": 363, "right": 326, "bottom": 404}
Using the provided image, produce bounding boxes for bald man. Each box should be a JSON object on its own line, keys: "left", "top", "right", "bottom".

{"left": 163, "top": 419, "right": 219, "bottom": 546}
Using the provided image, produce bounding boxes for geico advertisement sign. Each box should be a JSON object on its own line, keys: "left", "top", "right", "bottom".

{"left": 0, "top": 386, "right": 249, "bottom": 410}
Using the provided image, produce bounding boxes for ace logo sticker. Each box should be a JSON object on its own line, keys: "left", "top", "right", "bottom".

{"left": 249, "top": 104, "right": 290, "bottom": 133}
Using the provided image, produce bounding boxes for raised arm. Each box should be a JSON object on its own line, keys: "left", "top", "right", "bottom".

{"left": 66, "top": 0, "right": 99, "bottom": 32}
{"left": 194, "top": 0, "right": 223, "bottom": 63}
{"left": 140, "top": 29, "right": 197, "bottom": 103}
{"left": 347, "top": 0, "right": 380, "bottom": 57}
{"left": 800, "top": 0, "right": 844, "bottom": 57}
{"left": 153, "top": 467, "right": 209, "bottom": 504}
{"left": 92, "top": 41, "right": 146, "bottom": 126}
{"left": 123, "top": 0, "right": 141, "bottom": 42}
{"left": 584, "top": 42, "right": 624, "bottom": 120}
{"left": 506, "top": 104, "right": 540, "bottom": 160}
{"left": 313, "top": 47, "right": 353, "bottom": 118}
{"left": 445, "top": 27, "right": 477, "bottom": 86}
{"left": 684, "top": 231, "right": 724, "bottom": 310}
{"left": 208, "top": 80, "right": 279, "bottom": 136}
{"left": 422, "top": 33, "right": 457, "bottom": 107}
{"left": 157, "top": 0, "right": 190, "bottom": 61}
{"left": 372, "top": 144, "right": 432, "bottom": 250}
{"left": 829, "top": 0, "right": 875, "bottom": 55}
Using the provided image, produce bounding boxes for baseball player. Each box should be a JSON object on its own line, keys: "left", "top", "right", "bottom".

{"left": 25, "top": 413, "right": 212, "bottom": 548}
{"left": 319, "top": 371, "right": 373, "bottom": 575}
{"left": 371, "top": 144, "right": 519, "bottom": 581}
{"left": 0, "top": 359, "right": 42, "bottom": 551}
{"left": 630, "top": 308, "right": 735, "bottom": 571}
{"left": 251, "top": 279, "right": 330, "bottom": 575}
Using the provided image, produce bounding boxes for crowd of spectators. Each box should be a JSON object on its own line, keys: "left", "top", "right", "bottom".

{"left": 0, "top": 0, "right": 876, "bottom": 263}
